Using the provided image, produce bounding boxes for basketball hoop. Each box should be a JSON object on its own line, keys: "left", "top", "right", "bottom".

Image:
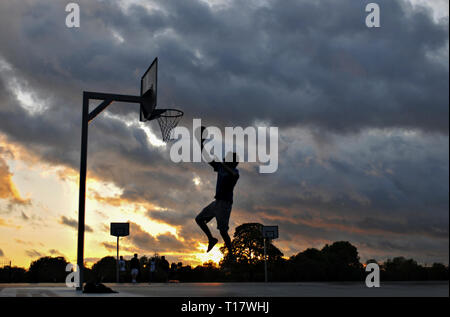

{"left": 155, "top": 108, "right": 184, "bottom": 142}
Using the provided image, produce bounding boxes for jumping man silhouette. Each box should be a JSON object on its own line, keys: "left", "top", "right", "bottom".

{"left": 195, "top": 126, "right": 239, "bottom": 257}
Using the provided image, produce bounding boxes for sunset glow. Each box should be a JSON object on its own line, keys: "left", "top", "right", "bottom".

{"left": 0, "top": 136, "right": 224, "bottom": 268}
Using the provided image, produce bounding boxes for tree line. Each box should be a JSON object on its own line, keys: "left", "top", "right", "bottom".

{"left": 1, "top": 223, "right": 448, "bottom": 283}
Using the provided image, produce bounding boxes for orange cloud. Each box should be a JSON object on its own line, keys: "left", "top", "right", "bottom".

{"left": 88, "top": 190, "right": 157, "bottom": 210}
{"left": 0, "top": 134, "right": 42, "bottom": 166}
{"left": 0, "top": 153, "right": 30, "bottom": 205}
{"left": 0, "top": 217, "right": 21, "bottom": 229}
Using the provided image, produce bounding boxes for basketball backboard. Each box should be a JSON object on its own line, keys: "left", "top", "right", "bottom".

{"left": 262, "top": 226, "right": 279, "bottom": 239}
{"left": 140, "top": 57, "right": 158, "bottom": 122}
{"left": 110, "top": 222, "right": 130, "bottom": 237}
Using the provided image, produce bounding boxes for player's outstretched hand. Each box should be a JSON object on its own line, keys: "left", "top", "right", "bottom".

{"left": 200, "top": 126, "right": 207, "bottom": 143}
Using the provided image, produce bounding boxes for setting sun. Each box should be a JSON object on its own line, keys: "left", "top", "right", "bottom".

{"left": 195, "top": 243, "right": 224, "bottom": 265}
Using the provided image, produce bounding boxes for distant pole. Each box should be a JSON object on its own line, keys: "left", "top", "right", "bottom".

{"left": 76, "top": 92, "right": 89, "bottom": 291}
{"left": 116, "top": 236, "right": 120, "bottom": 283}
{"left": 264, "top": 238, "right": 268, "bottom": 283}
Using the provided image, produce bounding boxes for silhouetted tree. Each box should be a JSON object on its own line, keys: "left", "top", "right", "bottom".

{"left": 289, "top": 248, "right": 328, "bottom": 281}
{"left": 219, "top": 223, "right": 283, "bottom": 281}
{"left": 321, "top": 241, "right": 363, "bottom": 280}
{"left": 176, "top": 265, "right": 193, "bottom": 282}
{"left": 366, "top": 259, "right": 379, "bottom": 265}
{"left": 2, "top": 235, "right": 448, "bottom": 283}
{"left": 428, "top": 263, "right": 449, "bottom": 280}
{"left": 220, "top": 223, "right": 283, "bottom": 264}
{"left": 27, "top": 257, "right": 68, "bottom": 283}
{"left": 0, "top": 266, "right": 26, "bottom": 283}
{"left": 382, "top": 257, "right": 426, "bottom": 281}
{"left": 91, "top": 256, "right": 116, "bottom": 282}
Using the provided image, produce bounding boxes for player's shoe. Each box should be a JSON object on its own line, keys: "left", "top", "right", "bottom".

{"left": 207, "top": 238, "right": 218, "bottom": 252}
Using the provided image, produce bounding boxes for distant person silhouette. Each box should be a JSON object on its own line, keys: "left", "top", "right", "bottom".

{"left": 196, "top": 126, "right": 239, "bottom": 258}
{"left": 149, "top": 259, "right": 156, "bottom": 284}
{"left": 130, "top": 254, "right": 139, "bottom": 283}
{"left": 159, "top": 256, "right": 170, "bottom": 282}
{"left": 118, "top": 256, "right": 126, "bottom": 283}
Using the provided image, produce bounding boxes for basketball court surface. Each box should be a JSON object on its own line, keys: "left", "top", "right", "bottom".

{"left": 0, "top": 281, "right": 448, "bottom": 297}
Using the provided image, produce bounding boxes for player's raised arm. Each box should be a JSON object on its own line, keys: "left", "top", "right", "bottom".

{"left": 200, "top": 125, "right": 207, "bottom": 152}
{"left": 200, "top": 126, "right": 220, "bottom": 170}
{"left": 220, "top": 161, "right": 239, "bottom": 178}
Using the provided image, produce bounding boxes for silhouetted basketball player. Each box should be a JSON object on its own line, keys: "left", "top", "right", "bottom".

{"left": 195, "top": 126, "right": 239, "bottom": 258}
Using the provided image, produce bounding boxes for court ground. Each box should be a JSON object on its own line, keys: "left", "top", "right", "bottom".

{"left": 0, "top": 281, "right": 448, "bottom": 297}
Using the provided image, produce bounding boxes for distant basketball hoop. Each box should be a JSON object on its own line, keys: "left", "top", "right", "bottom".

{"left": 110, "top": 222, "right": 130, "bottom": 237}
{"left": 110, "top": 222, "right": 129, "bottom": 283}
{"left": 262, "top": 226, "right": 279, "bottom": 240}
{"left": 262, "top": 225, "right": 279, "bottom": 283}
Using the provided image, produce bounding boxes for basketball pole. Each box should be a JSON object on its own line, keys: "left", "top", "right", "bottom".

{"left": 76, "top": 92, "right": 89, "bottom": 291}
{"left": 75, "top": 58, "right": 159, "bottom": 291}
{"left": 264, "top": 237, "right": 268, "bottom": 283}
{"left": 116, "top": 236, "right": 120, "bottom": 283}
{"left": 76, "top": 91, "right": 142, "bottom": 291}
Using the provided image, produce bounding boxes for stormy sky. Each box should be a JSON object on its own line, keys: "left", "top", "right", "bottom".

{"left": 0, "top": 0, "right": 448, "bottom": 266}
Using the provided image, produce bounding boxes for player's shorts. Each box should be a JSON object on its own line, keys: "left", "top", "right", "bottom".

{"left": 196, "top": 200, "right": 232, "bottom": 231}
{"left": 131, "top": 268, "right": 138, "bottom": 276}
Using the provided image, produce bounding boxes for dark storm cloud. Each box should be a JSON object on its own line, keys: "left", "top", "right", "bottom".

{"left": 223, "top": 128, "right": 448, "bottom": 263}
{"left": 0, "top": 0, "right": 448, "bottom": 263}
{"left": 147, "top": 209, "right": 193, "bottom": 227}
{"left": 60, "top": 216, "right": 93, "bottom": 232}
{"left": 357, "top": 216, "right": 448, "bottom": 239}
{"left": 123, "top": 222, "right": 191, "bottom": 253}
{"left": 237, "top": 130, "right": 449, "bottom": 228}
{"left": 0, "top": 0, "right": 448, "bottom": 133}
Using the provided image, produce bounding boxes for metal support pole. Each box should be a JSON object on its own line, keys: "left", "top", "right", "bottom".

{"left": 264, "top": 238, "right": 268, "bottom": 283}
{"left": 88, "top": 99, "right": 113, "bottom": 123}
{"left": 76, "top": 91, "right": 143, "bottom": 292}
{"left": 116, "top": 236, "right": 120, "bottom": 283}
{"left": 76, "top": 92, "right": 89, "bottom": 291}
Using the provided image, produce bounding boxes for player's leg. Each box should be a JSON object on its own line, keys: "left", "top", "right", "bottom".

{"left": 219, "top": 229, "right": 232, "bottom": 254}
{"left": 216, "top": 200, "right": 234, "bottom": 256}
{"left": 195, "top": 201, "right": 218, "bottom": 251}
{"left": 195, "top": 216, "right": 213, "bottom": 240}
{"left": 195, "top": 202, "right": 215, "bottom": 240}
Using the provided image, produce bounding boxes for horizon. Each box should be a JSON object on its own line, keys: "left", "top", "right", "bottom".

{"left": 3, "top": 236, "right": 448, "bottom": 270}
